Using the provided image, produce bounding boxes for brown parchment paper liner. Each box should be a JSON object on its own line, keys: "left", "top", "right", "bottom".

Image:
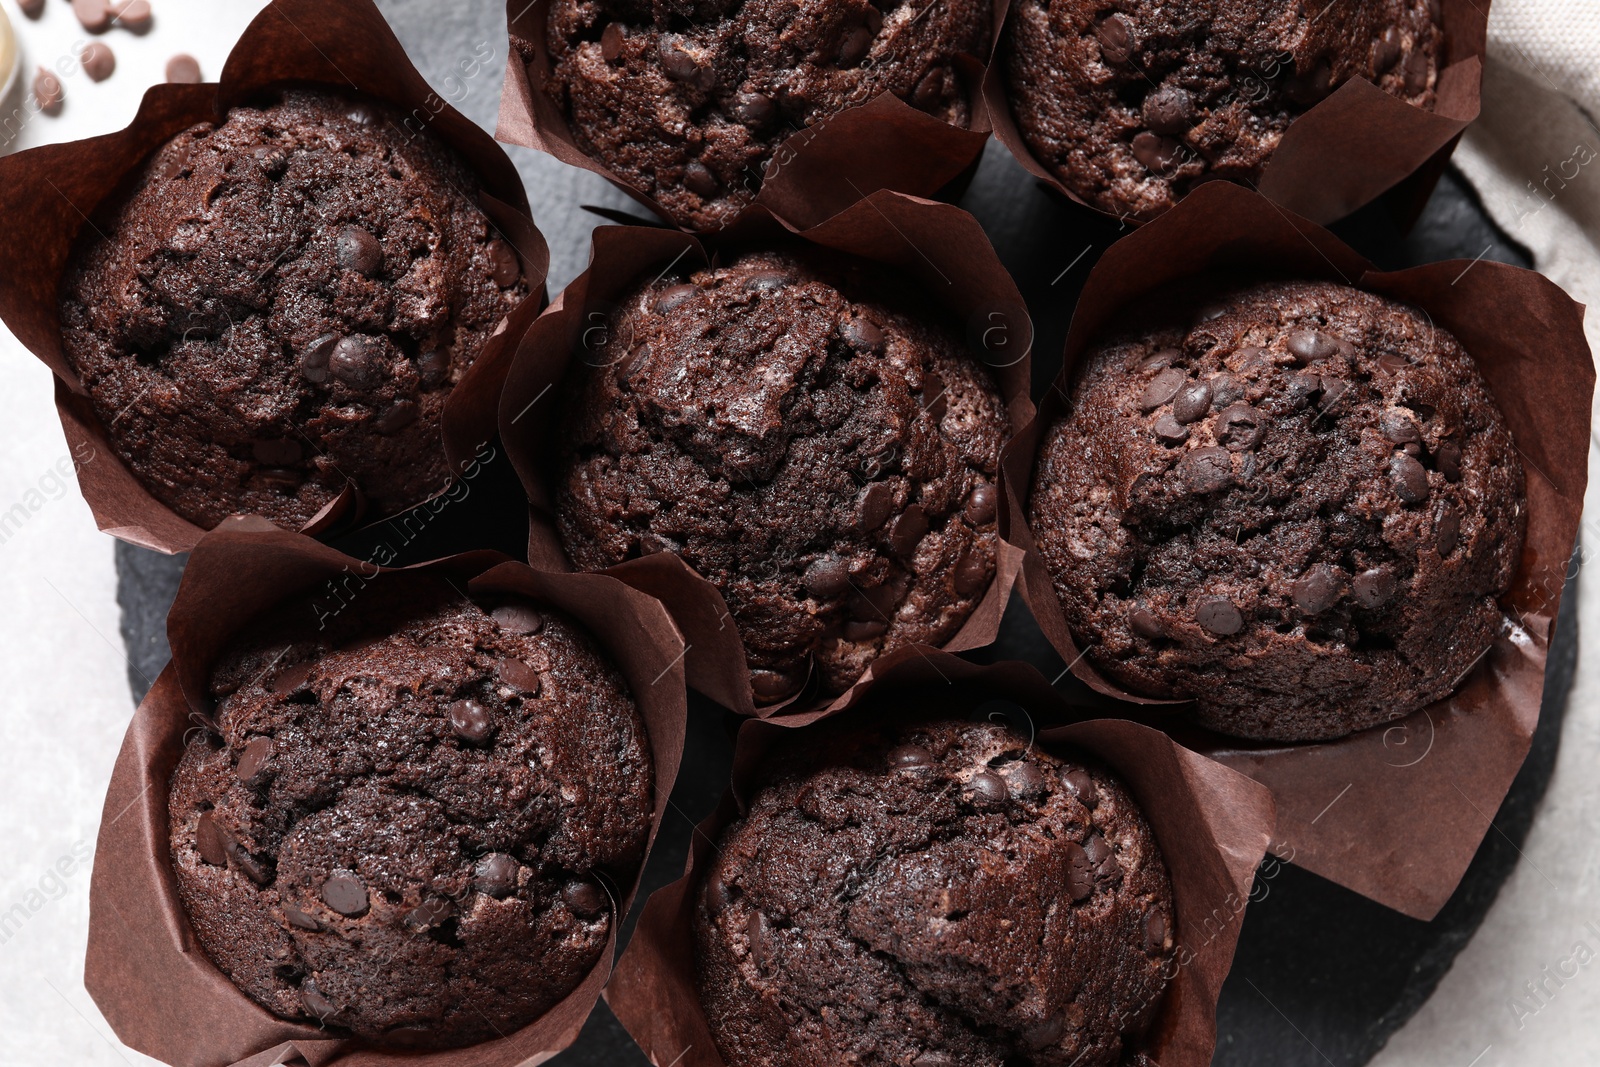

{"left": 498, "top": 190, "right": 1033, "bottom": 720}
{"left": 0, "top": 0, "right": 550, "bottom": 556}
{"left": 984, "top": 0, "right": 1486, "bottom": 226}
{"left": 497, "top": 0, "right": 1009, "bottom": 232}
{"left": 607, "top": 654, "right": 1276, "bottom": 1067}
{"left": 998, "top": 180, "right": 1592, "bottom": 920}
{"left": 85, "top": 516, "right": 688, "bottom": 1067}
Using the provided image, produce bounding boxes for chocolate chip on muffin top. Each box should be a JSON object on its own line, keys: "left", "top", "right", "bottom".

{"left": 555, "top": 250, "right": 1009, "bottom": 706}
{"left": 1029, "top": 280, "right": 1524, "bottom": 741}
{"left": 60, "top": 89, "right": 528, "bottom": 531}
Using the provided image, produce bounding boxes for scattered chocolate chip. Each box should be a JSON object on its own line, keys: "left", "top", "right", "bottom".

{"left": 252, "top": 438, "right": 302, "bottom": 466}
{"left": 1210, "top": 373, "right": 1244, "bottom": 408}
{"left": 746, "top": 909, "right": 768, "bottom": 966}
{"left": 912, "top": 1052, "right": 955, "bottom": 1067}
{"left": 1391, "top": 452, "right": 1430, "bottom": 503}
{"left": 33, "top": 69, "right": 64, "bottom": 115}
{"left": 302, "top": 981, "right": 339, "bottom": 1022}
{"left": 888, "top": 504, "right": 928, "bottom": 556}
{"left": 840, "top": 315, "right": 884, "bottom": 353}
{"left": 1317, "top": 377, "right": 1351, "bottom": 414}
{"left": 1128, "top": 604, "right": 1164, "bottom": 640}
{"left": 729, "top": 90, "right": 775, "bottom": 126}
{"left": 843, "top": 619, "right": 888, "bottom": 641}
{"left": 704, "top": 862, "right": 735, "bottom": 911}
{"left": 1083, "top": 831, "right": 1116, "bottom": 875}
{"left": 599, "top": 22, "right": 624, "bottom": 62}
{"left": 1096, "top": 14, "right": 1132, "bottom": 64}
{"left": 1286, "top": 371, "right": 1321, "bottom": 406}
{"left": 165, "top": 54, "right": 202, "bottom": 84}
{"left": 373, "top": 401, "right": 419, "bottom": 435}
{"left": 1139, "top": 348, "right": 1179, "bottom": 371}
{"left": 888, "top": 744, "right": 933, "bottom": 770}
{"left": 1352, "top": 567, "right": 1398, "bottom": 608}
{"left": 964, "top": 483, "right": 998, "bottom": 524}
{"left": 329, "top": 335, "right": 383, "bottom": 388}
{"left": 969, "top": 769, "right": 1008, "bottom": 807}
{"left": 1290, "top": 563, "right": 1344, "bottom": 615}
{"left": 1435, "top": 439, "right": 1462, "bottom": 481}
{"left": 336, "top": 226, "right": 382, "bottom": 275}
{"left": 1171, "top": 379, "right": 1212, "bottom": 424}
{"left": 751, "top": 668, "right": 801, "bottom": 705}
{"left": 653, "top": 283, "right": 697, "bottom": 315}
{"left": 252, "top": 145, "right": 288, "bottom": 177}
{"left": 270, "top": 662, "right": 313, "bottom": 695}
{"left": 659, "top": 37, "right": 713, "bottom": 89}
{"left": 486, "top": 239, "right": 520, "bottom": 287}
{"left": 448, "top": 699, "right": 493, "bottom": 743}
{"left": 563, "top": 880, "right": 609, "bottom": 919}
{"left": 912, "top": 67, "right": 947, "bottom": 108}
{"left": 403, "top": 896, "right": 455, "bottom": 932}
{"left": 803, "top": 556, "right": 850, "bottom": 598}
{"left": 954, "top": 548, "right": 990, "bottom": 596}
{"left": 1139, "top": 366, "right": 1187, "bottom": 411}
{"left": 1373, "top": 26, "right": 1403, "bottom": 74}
{"left": 1196, "top": 597, "right": 1243, "bottom": 635}
{"left": 236, "top": 736, "right": 274, "bottom": 787}
{"left": 1061, "top": 767, "right": 1099, "bottom": 808}
{"left": 73, "top": 0, "right": 111, "bottom": 33}
{"left": 1064, "top": 841, "right": 1095, "bottom": 900}
{"left": 1144, "top": 909, "right": 1169, "bottom": 954}
{"left": 491, "top": 603, "right": 543, "bottom": 634}
{"left": 227, "top": 840, "right": 271, "bottom": 884}
{"left": 1435, "top": 504, "right": 1461, "bottom": 557}
{"left": 1153, "top": 412, "right": 1190, "bottom": 445}
{"left": 1215, "top": 402, "right": 1263, "bottom": 451}
{"left": 284, "top": 904, "right": 321, "bottom": 931}
{"left": 195, "top": 814, "right": 230, "bottom": 866}
{"left": 838, "top": 24, "right": 874, "bottom": 65}
{"left": 743, "top": 269, "right": 788, "bottom": 292}
{"left": 1178, "top": 446, "right": 1235, "bottom": 493}
{"left": 1403, "top": 50, "right": 1430, "bottom": 95}
{"left": 1005, "top": 761, "right": 1045, "bottom": 798}
{"left": 413, "top": 349, "right": 449, "bottom": 388}
{"left": 683, "top": 161, "right": 719, "bottom": 197}
{"left": 1143, "top": 85, "right": 1195, "bottom": 134}
{"left": 1287, "top": 329, "right": 1339, "bottom": 363}
{"left": 321, "top": 870, "right": 369, "bottom": 917}
{"left": 1131, "top": 131, "right": 1181, "bottom": 172}
{"left": 1380, "top": 411, "right": 1422, "bottom": 445}
{"left": 80, "top": 42, "right": 115, "bottom": 82}
{"left": 857, "top": 483, "right": 894, "bottom": 532}
{"left": 1377, "top": 351, "right": 1411, "bottom": 375}
{"left": 498, "top": 658, "right": 542, "bottom": 695}
{"left": 475, "top": 853, "right": 518, "bottom": 897}
{"left": 299, "top": 333, "right": 339, "bottom": 383}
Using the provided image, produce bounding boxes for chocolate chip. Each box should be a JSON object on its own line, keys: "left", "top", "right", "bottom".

{"left": 1196, "top": 597, "right": 1243, "bottom": 635}
{"left": 654, "top": 283, "right": 697, "bottom": 315}
{"left": 301, "top": 981, "right": 339, "bottom": 1023}
{"left": 1131, "top": 131, "right": 1181, "bottom": 172}
{"left": 403, "top": 897, "right": 455, "bottom": 931}
{"left": 1205, "top": 373, "right": 1241, "bottom": 410}
{"left": 448, "top": 699, "right": 493, "bottom": 743}
{"left": 373, "top": 401, "right": 418, "bottom": 435}
{"left": 270, "top": 662, "right": 313, "bottom": 696}
{"left": 252, "top": 145, "right": 288, "bottom": 177}
{"left": 297, "top": 334, "right": 336, "bottom": 384}
{"left": 253, "top": 438, "right": 302, "bottom": 465}
{"left": 1170, "top": 379, "right": 1212, "bottom": 424}
{"left": 196, "top": 814, "right": 230, "bottom": 866}
{"left": 840, "top": 315, "right": 884, "bottom": 353}
{"left": 838, "top": 24, "right": 874, "bottom": 65}
{"left": 888, "top": 744, "right": 934, "bottom": 770}
{"left": 165, "top": 54, "right": 202, "bottom": 84}
{"left": 1064, "top": 841, "right": 1095, "bottom": 901}
{"left": 1096, "top": 14, "right": 1133, "bottom": 64}
{"left": 236, "top": 736, "right": 274, "bottom": 787}
{"left": 1287, "top": 329, "right": 1339, "bottom": 363}
{"left": 1291, "top": 563, "right": 1343, "bottom": 614}
{"left": 475, "top": 853, "right": 518, "bottom": 897}
{"left": 599, "top": 22, "right": 624, "bottom": 61}
{"left": 704, "top": 863, "right": 735, "bottom": 911}
{"left": 858, "top": 482, "right": 894, "bottom": 532}
{"left": 80, "top": 42, "right": 115, "bottom": 82}
{"left": 1083, "top": 831, "right": 1115, "bottom": 874}
{"left": 1435, "top": 439, "right": 1462, "bottom": 481}
{"left": 746, "top": 909, "right": 768, "bottom": 966}
{"left": 1373, "top": 26, "right": 1403, "bottom": 73}
{"left": 912, "top": 67, "right": 947, "bottom": 108}
{"left": 413, "top": 349, "right": 449, "bottom": 388}
{"left": 1143, "top": 85, "right": 1195, "bottom": 134}
{"left": 802, "top": 556, "right": 849, "bottom": 599}
{"left": 491, "top": 603, "right": 543, "bottom": 634}
{"left": 751, "top": 668, "right": 801, "bottom": 705}
{"left": 684, "top": 162, "right": 719, "bottom": 197}
{"left": 73, "top": 0, "right": 111, "bottom": 33}
{"left": 1318, "top": 377, "right": 1351, "bottom": 415}
{"left": 969, "top": 769, "right": 1009, "bottom": 807}
{"left": 329, "top": 335, "right": 382, "bottom": 388}
{"left": 964, "top": 483, "right": 998, "bottom": 524}
{"left": 1006, "top": 761, "right": 1045, "bottom": 798}
{"left": 1153, "top": 413, "right": 1189, "bottom": 445}
{"left": 227, "top": 840, "right": 271, "bottom": 884}
{"left": 843, "top": 619, "right": 888, "bottom": 641}
{"left": 1403, "top": 50, "right": 1430, "bottom": 95}
{"left": 659, "top": 37, "right": 712, "bottom": 89}
{"left": 498, "top": 658, "right": 542, "bottom": 695}
{"left": 1352, "top": 567, "right": 1398, "bottom": 608}
{"left": 1391, "top": 452, "right": 1430, "bottom": 503}
{"left": 1435, "top": 504, "right": 1461, "bottom": 557}
{"left": 563, "top": 880, "right": 609, "bottom": 919}
{"left": 486, "top": 239, "right": 521, "bottom": 287}
{"left": 1138, "top": 348, "right": 1179, "bottom": 371}
{"left": 336, "top": 226, "right": 382, "bottom": 275}
{"left": 1129, "top": 604, "right": 1165, "bottom": 640}
{"left": 1061, "top": 768, "right": 1099, "bottom": 808}
{"left": 744, "top": 269, "right": 788, "bottom": 292}
{"left": 321, "top": 870, "right": 369, "bottom": 917}
{"left": 912, "top": 1053, "right": 955, "bottom": 1067}
{"left": 1380, "top": 411, "right": 1422, "bottom": 445}
{"left": 33, "top": 69, "right": 64, "bottom": 115}
{"left": 284, "top": 904, "right": 321, "bottom": 931}
{"left": 954, "top": 548, "right": 990, "bottom": 597}
{"left": 1286, "top": 371, "right": 1321, "bottom": 407}
{"left": 1139, "top": 367, "right": 1187, "bottom": 411}
{"left": 1144, "top": 909, "right": 1170, "bottom": 954}
{"left": 1178, "top": 446, "right": 1234, "bottom": 493}
{"left": 1377, "top": 351, "right": 1411, "bottom": 375}
{"left": 889, "top": 504, "right": 928, "bottom": 556}
{"left": 1215, "top": 403, "right": 1263, "bottom": 451}
{"left": 729, "top": 90, "right": 775, "bottom": 126}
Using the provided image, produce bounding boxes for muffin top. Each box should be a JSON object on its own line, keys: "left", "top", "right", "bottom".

{"left": 168, "top": 578, "right": 653, "bottom": 1048}
{"left": 540, "top": 0, "right": 992, "bottom": 229}
{"left": 1003, "top": 0, "right": 1443, "bottom": 219}
{"left": 1029, "top": 280, "right": 1524, "bottom": 741}
{"left": 695, "top": 717, "right": 1175, "bottom": 1067}
{"left": 60, "top": 89, "right": 527, "bottom": 531}
{"left": 555, "top": 250, "right": 1009, "bottom": 706}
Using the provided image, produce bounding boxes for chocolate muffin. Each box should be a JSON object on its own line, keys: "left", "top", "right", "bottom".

{"left": 555, "top": 250, "right": 1009, "bottom": 706}
{"left": 1029, "top": 280, "right": 1524, "bottom": 742}
{"left": 60, "top": 89, "right": 528, "bottom": 531}
{"left": 539, "top": 0, "right": 992, "bottom": 229}
{"left": 695, "top": 718, "right": 1175, "bottom": 1067}
{"left": 1004, "top": 0, "right": 1444, "bottom": 219}
{"left": 168, "top": 578, "right": 653, "bottom": 1048}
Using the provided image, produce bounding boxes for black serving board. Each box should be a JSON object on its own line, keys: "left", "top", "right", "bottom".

{"left": 108, "top": 1, "right": 1578, "bottom": 1061}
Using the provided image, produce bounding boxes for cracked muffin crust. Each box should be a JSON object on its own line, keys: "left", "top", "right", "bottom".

{"left": 539, "top": 0, "right": 992, "bottom": 229}
{"left": 554, "top": 250, "right": 1010, "bottom": 706}
{"left": 60, "top": 89, "right": 528, "bottom": 531}
{"left": 695, "top": 718, "right": 1175, "bottom": 1067}
{"left": 168, "top": 578, "right": 653, "bottom": 1049}
{"left": 1029, "top": 280, "right": 1524, "bottom": 742}
{"left": 1003, "top": 0, "right": 1444, "bottom": 219}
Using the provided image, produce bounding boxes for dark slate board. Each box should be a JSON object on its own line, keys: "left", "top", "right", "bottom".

{"left": 110, "top": 4, "right": 1578, "bottom": 1060}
